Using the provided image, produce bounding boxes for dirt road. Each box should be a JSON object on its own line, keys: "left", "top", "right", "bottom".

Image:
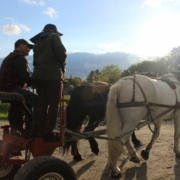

{"left": 1, "top": 120, "right": 180, "bottom": 180}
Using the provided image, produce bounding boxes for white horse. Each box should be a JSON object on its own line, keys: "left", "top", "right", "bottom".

{"left": 106, "top": 73, "right": 180, "bottom": 178}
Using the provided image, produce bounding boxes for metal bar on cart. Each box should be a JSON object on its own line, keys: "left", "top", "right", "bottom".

{"left": 64, "top": 127, "right": 114, "bottom": 142}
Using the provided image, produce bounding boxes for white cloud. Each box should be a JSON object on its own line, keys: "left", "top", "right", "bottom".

{"left": 19, "top": 0, "right": 37, "bottom": 5}
{"left": 3, "top": 25, "right": 21, "bottom": 35}
{"left": 19, "top": 0, "right": 45, "bottom": 6}
{"left": 39, "top": 0, "right": 45, "bottom": 6}
{"left": 43, "top": 7, "right": 58, "bottom": 18}
{"left": 19, "top": 24, "right": 31, "bottom": 32}
{"left": 98, "top": 43, "right": 123, "bottom": 52}
{"left": 5, "top": 17, "right": 15, "bottom": 21}
{"left": 142, "top": 0, "right": 180, "bottom": 7}
{"left": 2, "top": 24, "right": 31, "bottom": 35}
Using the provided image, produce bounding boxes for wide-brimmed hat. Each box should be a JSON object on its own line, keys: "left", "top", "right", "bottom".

{"left": 30, "top": 24, "right": 63, "bottom": 43}
{"left": 15, "top": 39, "right": 34, "bottom": 49}
{"left": 42, "top": 24, "right": 63, "bottom": 36}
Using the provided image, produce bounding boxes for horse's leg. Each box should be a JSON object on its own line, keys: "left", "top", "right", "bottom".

{"left": 131, "top": 131, "right": 142, "bottom": 146}
{"left": 173, "top": 112, "right": 180, "bottom": 157}
{"left": 71, "top": 141, "right": 83, "bottom": 161}
{"left": 141, "top": 121, "right": 161, "bottom": 160}
{"left": 84, "top": 125, "right": 99, "bottom": 155}
{"left": 88, "top": 138, "right": 99, "bottom": 155}
{"left": 125, "top": 138, "right": 140, "bottom": 163}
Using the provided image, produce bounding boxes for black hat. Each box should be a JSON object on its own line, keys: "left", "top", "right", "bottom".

{"left": 15, "top": 39, "right": 34, "bottom": 49}
{"left": 42, "top": 24, "right": 63, "bottom": 36}
{"left": 30, "top": 24, "right": 63, "bottom": 43}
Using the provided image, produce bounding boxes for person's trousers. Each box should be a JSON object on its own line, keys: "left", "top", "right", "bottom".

{"left": 34, "top": 79, "right": 60, "bottom": 136}
{"left": 8, "top": 88, "right": 38, "bottom": 134}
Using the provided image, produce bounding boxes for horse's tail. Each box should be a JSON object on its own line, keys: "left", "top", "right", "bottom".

{"left": 62, "top": 142, "right": 72, "bottom": 155}
{"left": 106, "top": 83, "right": 126, "bottom": 163}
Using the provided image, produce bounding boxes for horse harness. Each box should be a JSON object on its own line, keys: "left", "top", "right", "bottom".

{"left": 117, "top": 74, "right": 180, "bottom": 132}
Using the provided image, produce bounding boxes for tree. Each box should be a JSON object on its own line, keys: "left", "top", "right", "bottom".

{"left": 86, "top": 69, "right": 100, "bottom": 82}
{"left": 167, "top": 46, "right": 180, "bottom": 71}
{"left": 98, "top": 65, "right": 121, "bottom": 84}
{"left": 121, "top": 59, "right": 168, "bottom": 77}
{"left": 65, "top": 77, "right": 83, "bottom": 87}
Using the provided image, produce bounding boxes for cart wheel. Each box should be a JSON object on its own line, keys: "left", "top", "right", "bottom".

{"left": 14, "top": 156, "right": 76, "bottom": 180}
{"left": 0, "top": 140, "right": 22, "bottom": 180}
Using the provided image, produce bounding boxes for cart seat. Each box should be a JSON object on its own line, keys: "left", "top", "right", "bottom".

{"left": 0, "top": 92, "right": 31, "bottom": 117}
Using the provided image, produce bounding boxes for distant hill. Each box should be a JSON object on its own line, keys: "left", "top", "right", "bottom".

{"left": 0, "top": 52, "right": 145, "bottom": 79}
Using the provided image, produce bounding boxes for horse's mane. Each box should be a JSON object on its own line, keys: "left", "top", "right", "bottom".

{"left": 91, "top": 81, "right": 110, "bottom": 86}
{"left": 90, "top": 81, "right": 110, "bottom": 93}
{"left": 136, "top": 71, "right": 158, "bottom": 79}
{"left": 125, "top": 71, "right": 158, "bottom": 79}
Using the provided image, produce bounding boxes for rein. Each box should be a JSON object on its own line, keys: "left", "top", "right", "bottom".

{"left": 117, "top": 75, "right": 180, "bottom": 132}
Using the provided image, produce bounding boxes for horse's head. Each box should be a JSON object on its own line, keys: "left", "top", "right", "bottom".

{"left": 81, "top": 81, "right": 110, "bottom": 131}
{"left": 66, "top": 84, "right": 94, "bottom": 130}
{"left": 66, "top": 81, "right": 110, "bottom": 131}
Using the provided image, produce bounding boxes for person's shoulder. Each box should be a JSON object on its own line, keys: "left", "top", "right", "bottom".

{"left": 14, "top": 54, "right": 26, "bottom": 62}
{"left": 50, "top": 33, "right": 60, "bottom": 39}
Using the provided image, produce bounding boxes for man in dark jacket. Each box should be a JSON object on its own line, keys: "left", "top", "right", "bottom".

{"left": 30, "top": 24, "right": 66, "bottom": 140}
{"left": 0, "top": 39, "right": 38, "bottom": 136}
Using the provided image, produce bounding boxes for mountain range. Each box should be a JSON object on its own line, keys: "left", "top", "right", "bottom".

{"left": 0, "top": 52, "right": 149, "bottom": 79}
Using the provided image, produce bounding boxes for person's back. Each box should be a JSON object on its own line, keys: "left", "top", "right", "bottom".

{"left": 32, "top": 33, "right": 66, "bottom": 80}
{"left": 30, "top": 24, "right": 66, "bottom": 140}
{"left": 0, "top": 51, "right": 25, "bottom": 91}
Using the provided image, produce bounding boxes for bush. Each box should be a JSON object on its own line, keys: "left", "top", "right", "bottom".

{"left": 0, "top": 102, "right": 9, "bottom": 114}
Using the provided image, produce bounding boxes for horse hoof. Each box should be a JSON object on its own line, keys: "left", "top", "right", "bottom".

{"left": 111, "top": 172, "right": 122, "bottom": 178}
{"left": 73, "top": 155, "right": 83, "bottom": 161}
{"left": 92, "top": 151, "right": 99, "bottom": 156}
{"left": 141, "top": 150, "right": 149, "bottom": 160}
{"left": 129, "top": 157, "right": 140, "bottom": 163}
{"left": 91, "top": 147, "right": 99, "bottom": 156}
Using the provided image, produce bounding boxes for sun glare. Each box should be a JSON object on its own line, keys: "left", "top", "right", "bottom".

{"left": 136, "top": 12, "right": 180, "bottom": 57}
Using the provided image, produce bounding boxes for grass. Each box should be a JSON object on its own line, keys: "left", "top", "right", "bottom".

{"left": 0, "top": 113, "right": 8, "bottom": 120}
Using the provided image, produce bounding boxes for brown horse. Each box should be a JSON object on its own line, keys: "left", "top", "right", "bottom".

{"left": 63, "top": 81, "right": 141, "bottom": 161}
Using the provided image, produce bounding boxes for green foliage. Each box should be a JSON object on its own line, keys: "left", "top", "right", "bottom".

{"left": 0, "top": 103, "right": 9, "bottom": 114}
{"left": 65, "top": 77, "right": 83, "bottom": 87}
{"left": 166, "top": 46, "right": 180, "bottom": 72}
{"left": 98, "top": 65, "right": 121, "bottom": 84}
{"left": 86, "top": 65, "right": 121, "bottom": 84}
{"left": 122, "top": 58, "right": 168, "bottom": 77}
{"left": 87, "top": 69, "right": 100, "bottom": 82}
{"left": 0, "top": 113, "right": 8, "bottom": 120}
{"left": 0, "top": 103, "right": 9, "bottom": 119}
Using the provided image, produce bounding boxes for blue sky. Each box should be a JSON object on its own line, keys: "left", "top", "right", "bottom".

{"left": 1, "top": 0, "right": 180, "bottom": 58}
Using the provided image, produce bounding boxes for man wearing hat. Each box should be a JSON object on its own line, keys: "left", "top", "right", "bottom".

{"left": 0, "top": 39, "right": 38, "bottom": 136}
{"left": 30, "top": 24, "right": 67, "bottom": 140}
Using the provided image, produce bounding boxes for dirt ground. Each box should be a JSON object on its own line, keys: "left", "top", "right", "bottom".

{"left": 1, "top": 120, "right": 180, "bottom": 180}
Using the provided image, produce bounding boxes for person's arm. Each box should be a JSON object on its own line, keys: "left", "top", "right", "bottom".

{"left": 51, "top": 34, "right": 67, "bottom": 72}
{"left": 13, "top": 56, "right": 32, "bottom": 84}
